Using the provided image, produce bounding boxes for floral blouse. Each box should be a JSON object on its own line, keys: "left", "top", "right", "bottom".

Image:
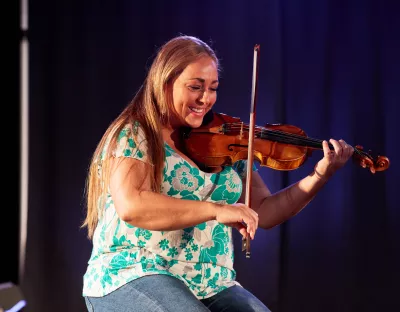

{"left": 82, "top": 121, "right": 252, "bottom": 299}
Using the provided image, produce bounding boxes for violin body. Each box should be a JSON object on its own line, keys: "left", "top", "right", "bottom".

{"left": 183, "top": 111, "right": 390, "bottom": 174}
{"left": 184, "top": 112, "right": 312, "bottom": 171}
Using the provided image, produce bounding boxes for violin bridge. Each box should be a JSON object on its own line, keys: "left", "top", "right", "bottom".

{"left": 240, "top": 122, "right": 243, "bottom": 139}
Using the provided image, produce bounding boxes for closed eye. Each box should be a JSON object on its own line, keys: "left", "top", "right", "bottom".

{"left": 187, "top": 85, "right": 218, "bottom": 92}
{"left": 188, "top": 85, "right": 202, "bottom": 91}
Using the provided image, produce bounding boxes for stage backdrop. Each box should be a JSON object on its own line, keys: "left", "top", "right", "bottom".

{"left": 14, "top": 0, "right": 399, "bottom": 311}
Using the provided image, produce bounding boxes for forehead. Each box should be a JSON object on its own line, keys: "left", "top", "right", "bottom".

{"left": 178, "top": 56, "right": 218, "bottom": 81}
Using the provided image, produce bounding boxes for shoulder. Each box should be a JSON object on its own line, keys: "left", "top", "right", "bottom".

{"left": 112, "top": 120, "right": 150, "bottom": 161}
{"left": 117, "top": 120, "right": 147, "bottom": 144}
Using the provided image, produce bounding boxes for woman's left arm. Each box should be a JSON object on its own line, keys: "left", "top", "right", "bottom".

{"left": 239, "top": 139, "right": 354, "bottom": 229}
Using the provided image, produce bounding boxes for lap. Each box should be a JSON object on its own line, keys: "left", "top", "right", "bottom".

{"left": 84, "top": 274, "right": 209, "bottom": 312}
{"left": 201, "top": 285, "right": 271, "bottom": 312}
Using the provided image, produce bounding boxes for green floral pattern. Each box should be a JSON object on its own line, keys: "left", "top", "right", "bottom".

{"left": 83, "top": 121, "right": 252, "bottom": 299}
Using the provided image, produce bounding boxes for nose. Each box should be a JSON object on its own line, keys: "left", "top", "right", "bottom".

{"left": 199, "top": 90, "right": 210, "bottom": 105}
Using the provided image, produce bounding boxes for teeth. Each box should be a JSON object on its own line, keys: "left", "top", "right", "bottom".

{"left": 190, "top": 107, "right": 203, "bottom": 113}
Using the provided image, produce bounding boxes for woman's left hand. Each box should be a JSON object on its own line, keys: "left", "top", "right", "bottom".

{"left": 314, "top": 139, "right": 354, "bottom": 180}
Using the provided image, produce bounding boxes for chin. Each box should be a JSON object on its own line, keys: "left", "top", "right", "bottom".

{"left": 185, "top": 117, "right": 203, "bottom": 128}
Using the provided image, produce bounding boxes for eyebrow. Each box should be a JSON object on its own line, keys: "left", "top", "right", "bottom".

{"left": 189, "top": 78, "right": 219, "bottom": 84}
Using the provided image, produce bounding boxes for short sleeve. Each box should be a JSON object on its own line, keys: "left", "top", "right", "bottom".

{"left": 113, "top": 121, "right": 150, "bottom": 164}
{"left": 232, "top": 160, "right": 258, "bottom": 179}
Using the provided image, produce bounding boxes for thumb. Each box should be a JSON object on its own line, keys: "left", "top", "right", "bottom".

{"left": 234, "top": 223, "right": 248, "bottom": 238}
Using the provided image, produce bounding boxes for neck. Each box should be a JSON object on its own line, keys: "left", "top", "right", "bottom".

{"left": 162, "top": 127, "right": 182, "bottom": 147}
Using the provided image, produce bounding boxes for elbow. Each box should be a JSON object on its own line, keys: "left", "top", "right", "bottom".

{"left": 113, "top": 191, "right": 162, "bottom": 230}
{"left": 114, "top": 195, "right": 142, "bottom": 224}
{"left": 116, "top": 202, "right": 159, "bottom": 231}
{"left": 117, "top": 208, "right": 136, "bottom": 223}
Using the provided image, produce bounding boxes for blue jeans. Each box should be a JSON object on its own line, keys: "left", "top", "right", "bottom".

{"left": 84, "top": 275, "right": 271, "bottom": 312}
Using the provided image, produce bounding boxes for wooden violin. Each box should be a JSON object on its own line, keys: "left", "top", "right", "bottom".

{"left": 183, "top": 110, "right": 390, "bottom": 174}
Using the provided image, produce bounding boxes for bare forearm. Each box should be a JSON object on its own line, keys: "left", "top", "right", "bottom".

{"left": 258, "top": 171, "right": 327, "bottom": 229}
{"left": 120, "top": 190, "right": 218, "bottom": 231}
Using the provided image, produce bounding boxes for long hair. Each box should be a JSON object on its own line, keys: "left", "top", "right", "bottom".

{"left": 82, "top": 35, "right": 220, "bottom": 239}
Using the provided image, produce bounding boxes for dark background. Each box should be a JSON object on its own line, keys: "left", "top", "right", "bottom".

{"left": 4, "top": 0, "right": 399, "bottom": 311}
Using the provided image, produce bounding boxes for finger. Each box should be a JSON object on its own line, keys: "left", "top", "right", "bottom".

{"left": 236, "top": 224, "right": 248, "bottom": 238}
{"left": 244, "top": 218, "right": 253, "bottom": 238}
{"left": 322, "top": 140, "right": 333, "bottom": 157}
{"left": 248, "top": 207, "right": 259, "bottom": 222}
{"left": 243, "top": 216, "right": 255, "bottom": 239}
{"left": 239, "top": 218, "right": 252, "bottom": 239}
{"left": 339, "top": 139, "right": 353, "bottom": 158}
{"left": 248, "top": 210, "right": 259, "bottom": 238}
{"left": 226, "top": 222, "right": 247, "bottom": 238}
{"left": 242, "top": 206, "right": 259, "bottom": 239}
{"left": 252, "top": 208, "right": 259, "bottom": 219}
{"left": 239, "top": 227, "right": 247, "bottom": 239}
{"left": 329, "top": 139, "right": 343, "bottom": 157}
{"left": 341, "top": 141, "right": 354, "bottom": 158}
{"left": 338, "top": 139, "right": 346, "bottom": 147}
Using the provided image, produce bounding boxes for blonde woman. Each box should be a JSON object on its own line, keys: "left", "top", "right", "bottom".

{"left": 81, "top": 35, "right": 353, "bottom": 312}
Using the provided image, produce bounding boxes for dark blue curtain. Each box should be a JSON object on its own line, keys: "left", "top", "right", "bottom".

{"left": 11, "top": 0, "right": 398, "bottom": 311}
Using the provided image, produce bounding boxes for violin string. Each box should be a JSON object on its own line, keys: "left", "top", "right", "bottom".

{"left": 226, "top": 123, "right": 324, "bottom": 144}
{"left": 227, "top": 123, "right": 367, "bottom": 151}
{"left": 226, "top": 123, "right": 324, "bottom": 148}
{"left": 224, "top": 123, "right": 373, "bottom": 160}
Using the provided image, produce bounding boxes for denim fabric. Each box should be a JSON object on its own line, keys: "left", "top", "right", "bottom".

{"left": 201, "top": 284, "right": 271, "bottom": 312}
{"left": 84, "top": 275, "right": 271, "bottom": 312}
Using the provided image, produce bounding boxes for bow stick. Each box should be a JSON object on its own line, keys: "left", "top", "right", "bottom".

{"left": 242, "top": 44, "right": 260, "bottom": 258}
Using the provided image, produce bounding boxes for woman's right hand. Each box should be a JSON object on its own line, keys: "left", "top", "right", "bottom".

{"left": 215, "top": 203, "right": 259, "bottom": 239}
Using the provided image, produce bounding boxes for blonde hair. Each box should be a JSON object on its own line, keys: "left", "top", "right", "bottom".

{"left": 82, "top": 35, "right": 219, "bottom": 239}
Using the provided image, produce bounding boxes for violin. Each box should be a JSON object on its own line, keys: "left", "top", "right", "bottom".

{"left": 183, "top": 110, "right": 390, "bottom": 174}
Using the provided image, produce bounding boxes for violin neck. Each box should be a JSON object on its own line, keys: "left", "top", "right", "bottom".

{"left": 260, "top": 129, "right": 328, "bottom": 150}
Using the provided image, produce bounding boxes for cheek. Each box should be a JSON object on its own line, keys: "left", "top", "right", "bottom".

{"left": 172, "top": 91, "right": 185, "bottom": 112}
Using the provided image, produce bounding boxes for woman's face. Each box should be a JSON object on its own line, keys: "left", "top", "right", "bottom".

{"left": 170, "top": 56, "right": 219, "bottom": 129}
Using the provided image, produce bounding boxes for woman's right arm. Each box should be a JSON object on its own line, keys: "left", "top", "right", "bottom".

{"left": 109, "top": 157, "right": 258, "bottom": 238}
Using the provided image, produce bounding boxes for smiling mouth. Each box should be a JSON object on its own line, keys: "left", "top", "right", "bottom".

{"left": 189, "top": 107, "right": 205, "bottom": 115}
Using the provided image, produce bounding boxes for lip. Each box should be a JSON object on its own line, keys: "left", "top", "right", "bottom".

{"left": 188, "top": 106, "right": 206, "bottom": 117}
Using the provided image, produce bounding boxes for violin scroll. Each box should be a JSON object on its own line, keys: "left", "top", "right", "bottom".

{"left": 352, "top": 145, "right": 390, "bottom": 174}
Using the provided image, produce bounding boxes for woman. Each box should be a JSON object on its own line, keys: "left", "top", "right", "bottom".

{"left": 81, "top": 35, "right": 354, "bottom": 312}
